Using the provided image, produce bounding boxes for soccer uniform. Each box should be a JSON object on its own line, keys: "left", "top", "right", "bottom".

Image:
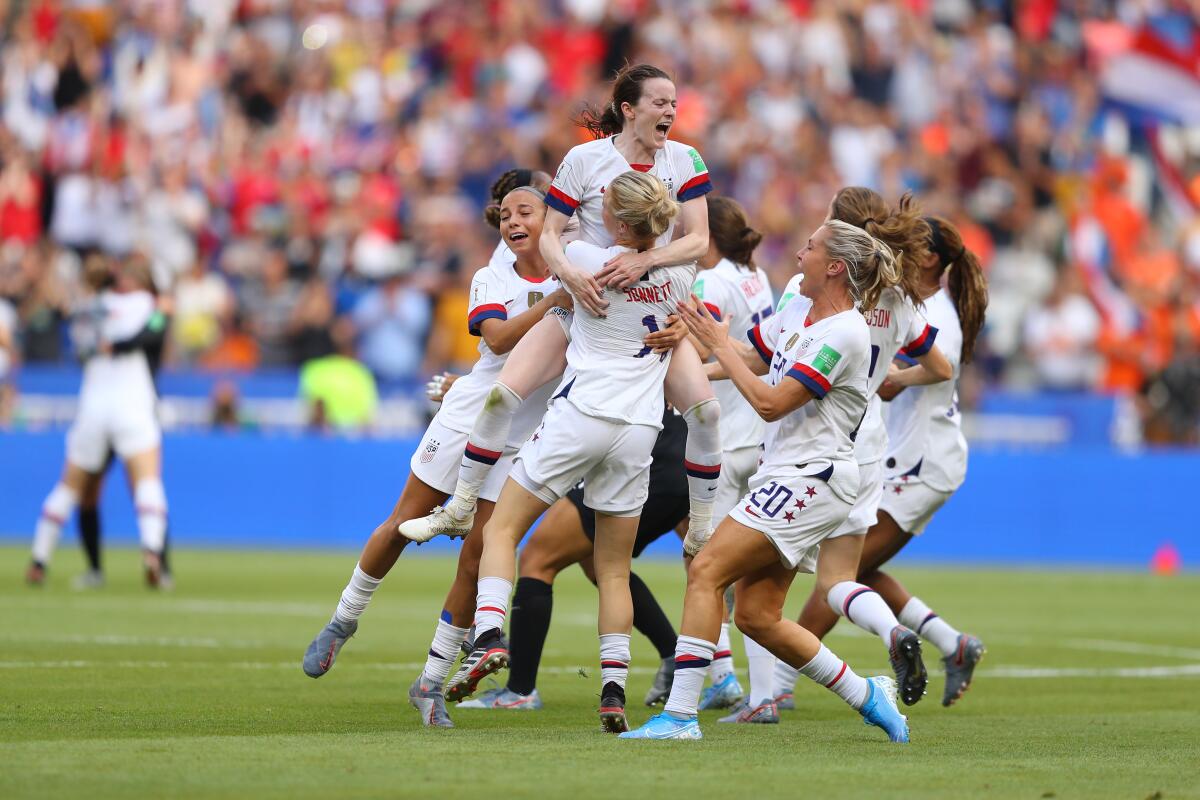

{"left": 832, "top": 287, "right": 938, "bottom": 538}
{"left": 878, "top": 290, "right": 965, "bottom": 534}
{"left": 545, "top": 137, "right": 713, "bottom": 248}
{"left": 512, "top": 240, "right": 694, "bottom": 516}
{"left": 570, "top": 407, "right": 690, "bottom": 556}
{"left": 730, "top": 299, "right": 870, "bottom": 569}
{"left": 66, "top": 291, "right": 162, "bottom": 471}
{"left": 410, "top": 258, "right": 560, "bottom": 502}
{"left": 693, "top": 259, "right": 774, "bottom": 521}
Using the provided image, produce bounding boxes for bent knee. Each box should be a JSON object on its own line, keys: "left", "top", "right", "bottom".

{"left": 733, "top": 606, "right": 776, "bottom": 642}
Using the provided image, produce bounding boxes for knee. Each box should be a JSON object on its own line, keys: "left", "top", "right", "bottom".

{"left": 858, "top": 567, "right": 882, "bottom": 586}
{"left": 687, "top": 551, "right": 727, "bottom": 595}
{"left": 373, "top": 515, "right": 410, "bottom": 552}
{"left": 517, "top": 547, "right": 557, "bottom": 584}
{"left": 683, "top": 396, "right": 720, "bottom": 428}
{"left": 733, "top": 605, "right": 775, "bottom": 643}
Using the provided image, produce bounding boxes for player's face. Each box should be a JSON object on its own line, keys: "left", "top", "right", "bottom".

{"left": 500, "top": 192, "right": 545, "bottom": 256}
{"left": 627, "top": 78, "right": 677, "bottom": 150}
{"left": 795, "top": 225, "right": 834, "bottom": 298}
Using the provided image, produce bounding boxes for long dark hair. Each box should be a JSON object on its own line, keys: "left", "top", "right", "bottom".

{"left": 576, "top": 64, "right": 672, "bottom": 139}
{"left": 707, "top": 196, "right": 763, "bottom": 268}
{"left": 925, "top": 215, "right": 988, "bottom": 363}
{"left": 829, "top": 187, "right": 930, "bottom": 306}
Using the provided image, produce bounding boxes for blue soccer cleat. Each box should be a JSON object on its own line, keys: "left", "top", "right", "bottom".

{"left": 698, "top": 672, "right": 744, "bottom": 710}
{"left": 859, "top": 676, "right": 909, "bottom": 743}
{"left": 457, "top": 686, "right": 543, "bottom": 710}
{"left": 619, "top": 712, "right": 703, "bottom": 740}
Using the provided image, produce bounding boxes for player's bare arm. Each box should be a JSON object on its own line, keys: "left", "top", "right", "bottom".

{"left": 540, "top": 209, "right": 609, "bottom": 316}
{"left": 477, "top": 287, "right": 572, "bottom": 355}
{"left": 885, "top": 344, "right": 952, "bottom": 387}
{"left": 596, "top": 195, "right": 709, "bottom": 289}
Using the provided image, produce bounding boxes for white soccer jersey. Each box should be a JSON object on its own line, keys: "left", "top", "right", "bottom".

{"left": 546, "top": 137, "right": 713, "bottom": 248}
{"left": 693, "top": 258, "right": 774, "bottom": 451}
{"left": 747, "top": 298, "right": 870, "bottom": 501}
{"left": 853, "top": 287, "right": 938, "bottom": 466}
{"left": 79, "top": 290, "right": 158, "bottom": 412}
{"left": 884, "top": 289, "right": 966, "bottom": 492}
{"left": 554, "top": 240, "right": 694, "bottom": 428}
{"left": 436, "top": 256, "right": 561, "bottom": 448}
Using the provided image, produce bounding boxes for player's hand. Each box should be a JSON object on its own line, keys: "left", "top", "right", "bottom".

{"left": 876, "top": 378, "right": 905, "bottom": 401}
{"left": 597, "top": 250, "right": 655, "bottom": 289}
{"left": 426, "top": 372, "right": 460, "bottom": 403}
{"left": 677, "top": 295, "right": 729, "bottom": 352}
{"left": 547, "top": 287, "right": 574, "bottom": 311}
{"left": 557, "top": 263, "right": 608, "bottom": 317}
{"left": 645, "top": 314, "right": 688, "bottom": 353}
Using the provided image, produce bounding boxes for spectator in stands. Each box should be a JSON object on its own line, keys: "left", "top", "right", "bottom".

{"left": 173, "top": 258, "right": 232, "bottom": 363}
{"left": 1023, "top": 269, "right": 1102, "bottom": 390}
{"left": 352, "top": 267, "right": 431, "bottom": 384}
{"left": 238, "top": 249, "right": 299, "bottom": 367}
{"left": 300, "top": 317, "right": 378, "bottom": 431}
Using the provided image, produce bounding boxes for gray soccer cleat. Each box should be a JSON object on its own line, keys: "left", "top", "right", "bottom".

{"left": 409, "top": 676, "right": 454, "bottom": 728}
{"left": 302, "top": 618, "right": 358, "bottom": 678}
{"left": 457, "top": 686, "right": 543, "bottom": 710}
{"left": 888, "top": 626, "right": 928, "bottom": 706}
{"left": 72, "top": 570, "right": 105, "bottom": 590}
{"left": 717, "top": 699, "right": 780, "bottom": 724}
{"left": 942, "top": 634, "right": 986, "bottom": 707}
{"left": 644, "top": 656, "right": 675, "bottom": 706}
{"left": 774, "top": 691, "right": 795, "bottom": 711}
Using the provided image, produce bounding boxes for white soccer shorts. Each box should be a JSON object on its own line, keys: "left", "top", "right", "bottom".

{"left": 66, "top": 402, "right": 161, "bottom": 473}
{"left": 830, "top": 459, "right": 883, "bottom": 538}
{"left": 409, "top": 415, "right": 516, "bottom": 503}
{"left": 714, "top": 445, "right": 761, "bottom": 523}
{"left": 511, "top": 398, "right": 657, "bottom": 517}
{"left": 877, "top": 475, "right": 953, "bottom": 536}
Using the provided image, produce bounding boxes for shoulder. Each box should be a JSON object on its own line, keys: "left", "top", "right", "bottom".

{"left": 563, "top": 138, "right": 607, "bottom": 163}
{"left": 666, "top": 139, "right": 706, "bottom": 163}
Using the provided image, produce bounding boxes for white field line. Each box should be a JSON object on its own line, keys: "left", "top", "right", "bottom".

{"left": 0, "top": 633, "right": 268, "bottom": 649}
{"left": 1, "top": 659, "right": 1199, "bottom": 679}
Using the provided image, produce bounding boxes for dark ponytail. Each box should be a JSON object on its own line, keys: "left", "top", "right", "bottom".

{"left": 707, "top": 196, "right": 763, "bottom": 267}
{"left": 926, "top": 215, "right": 988, "bottom": 363}
{"left": 576, "top": 63, "right": 672, "bottom": 139}
{"left": 484, "top": 168, "right": 536, "bottom": 229}
{"left": 830, "top": 187, "right": 931, "bottom": 307}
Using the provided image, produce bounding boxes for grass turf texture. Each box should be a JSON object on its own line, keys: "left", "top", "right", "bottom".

{"left": 0, "top": 545, "right": 1197, "bottom": 800}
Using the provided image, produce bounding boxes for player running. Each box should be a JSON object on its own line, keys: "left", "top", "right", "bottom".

{"left": 689, "top": 197, "right": 775, "bottom": 712}
{"left": 27, "top": 255, "right": 169, "bottom": 587}
{"left": 621, "top": 220, "right": 910, "bottom": 743}
{"left": 401, "top": 64, "right": 723, "bottom": 557}
{"left": 445, "top": 171, "right": 694, "bottom": 734}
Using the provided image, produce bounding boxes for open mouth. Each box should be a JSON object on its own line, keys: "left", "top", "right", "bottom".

{"left": 655, "top": 121, "right": 671, "bottom": 135}
{"left": 509, "top": 232, "right": 529, "bottom": 242}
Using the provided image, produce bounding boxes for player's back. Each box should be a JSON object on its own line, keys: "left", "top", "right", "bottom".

{"left": 559, "top": 240, "right": 693, "bottom": 428}
{"left": 81, "top": 290, "right": 157, "bottom": 406}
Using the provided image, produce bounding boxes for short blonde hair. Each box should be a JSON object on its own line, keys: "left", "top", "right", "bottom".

{"left": 822, "top": 219, "right": 901, "bottom": 312}
{"left": 605, "top": 171, "right": 679, "bottom": 241}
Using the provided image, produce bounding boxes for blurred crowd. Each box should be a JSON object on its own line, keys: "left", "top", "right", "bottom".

{"left": 0, "top": 0, "right": 1198, "bottom": 441}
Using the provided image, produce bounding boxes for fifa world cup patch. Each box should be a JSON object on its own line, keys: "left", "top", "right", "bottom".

{"left": 420, "top": 439, "right": 440, "bottom": 463}
{"left": 688, "top": 147, "right": 706, "bottom": 174}
{"left": 812, "top": 345, "right": 842, "bottom": 376}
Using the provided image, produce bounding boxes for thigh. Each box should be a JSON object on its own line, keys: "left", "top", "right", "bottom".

{"left": 592, "top": 513, "right": 640, "bottom": 578}
{"left": 663, "top": 336, "right": 714, "bottom": 410}
{"left": 112, "top": 406, "right": 161, "bottom": 465}
{"left": 518, "top": 498, "right": 593, "bottom": 581}
{"left": 814, "top": 533, "right": 866, "bottom": 591}
{"left": 122, "top": 446, "right": 161, "bottom": 483}
{"left": 496, "top": 315, "right": 569, "bottom": 397}
{"left": 484, "top": 477, "right": 552, "bottom": 551}
{"left": 691, "top": 515, "right": 785, "bottom": 592}
{"left": 856, "top": 511, "right": 912, "bottom": 577}
{"left": 386, "top": 471, "right": 452, "bottom": 527}
{"left": 66, "top": 413, "right": 109, "bottom": 474}
{"left": 734, "top": 559, "right": 795, "bottom": 625}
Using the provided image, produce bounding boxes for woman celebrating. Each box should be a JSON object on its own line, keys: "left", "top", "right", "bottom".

{"left": 445, "top": 172, "right": 694, "bottom": 734}
{"left": 622, "top": 221, "right": 910, "bottom": 743}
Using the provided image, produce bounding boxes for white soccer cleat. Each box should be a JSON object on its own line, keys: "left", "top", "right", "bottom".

{"left": 682, "top": 523, "right": 712, "bottom": 557}
{"left": 398, "top": 504, "right": 474, "bottom": 543}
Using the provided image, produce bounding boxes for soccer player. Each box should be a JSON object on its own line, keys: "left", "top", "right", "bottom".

{"left": 621, "top": 220, "right": 910, "bottom": 743}
{"left": 401, "top": 64, "right": 723, "bottom": 555}
{"left": 445, "top": 171, "right": 694, "bottom": 734}
{"left": 459, "top": 407, "right": 690, "bottom": 711}
{"left": 301, "top": 177, "right": 568, "bottom": 726}
{"left": 27, "top": 255, "right": 169, "bottom": 587}
{"left": 689, "top": 197, "right": 776, "bottom": 712}
{"left": 788, "top": 215, "right": 990, "bottom": 707}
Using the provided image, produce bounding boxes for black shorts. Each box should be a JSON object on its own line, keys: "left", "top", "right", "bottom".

{"left": 568, "top": 485, "right": 689, "bottom": 558}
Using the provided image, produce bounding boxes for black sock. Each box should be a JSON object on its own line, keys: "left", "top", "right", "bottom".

{"left": 79, "top": 508, "right": 101, "bottom": 572}
{"left": 160, "top": 527, "right": 171, "bottom": 575}
{"left": 631, "top": 571, "right": 677, "bottom": 659}
{"left": 507, "top": 577, "right": 553, "bottom": 696}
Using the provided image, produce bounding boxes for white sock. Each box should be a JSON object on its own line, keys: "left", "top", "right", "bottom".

{"left": 333, "top": 564, "right": 382, "bottom": 626}
{"left": 798, "top": 644, "right": 868, "bottom": 710}
{"left": 473, "top": 575, "right": 513, "bottom": 637}
{"left": 599, "top": 632, "right": 631, "bottom": 690}
{"left": 682, "top": 399, "right": 721, "bottom": 533}
{"left": 899, "top": 596, "right": 962, "bottom": 657}
{"left": 453, "top": 382, "right": 522, "bottom": 515}
{"left": 32, "top": 483, "right": 79, "bottom": 565}
{"left": 709, "top": 623, "right": 734, "bottom": 682}
{"left": 742, "top": 635, "right": 777, "bottom": 705}
{"left": 663, "top": 635, "right": 716, "bottom": 718}
{"left": 828, "top": 581, "right": 902, "bottom": 647}
{"left": 422, "top": 610, "right": 471, "bottom": 687}
{"left": 772, "top": 659, "right": 800, "bottom": 699}
{"left": 134, "top": 477, "right": 167, "bottom": 554}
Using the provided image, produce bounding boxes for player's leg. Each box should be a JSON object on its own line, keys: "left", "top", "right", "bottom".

{"left": 663, "top": 338, "right": 722, "bottom": 549}
{"left": 74, "top": 465, "right": 106, "bottom": 588}
{"left": 29, "top": 461, "right": 91, "bottom": 584}
{"left": 403, "top": 317, "right": 568, "bottom": 540}
{"left": 123, "top": 446, "right": 168, "bottom": 587}
{"left": 592, "top": 511, "right": 640, "bottom": 732}
{"left": 303, "top": 472, "right": 447, "bottom": 678}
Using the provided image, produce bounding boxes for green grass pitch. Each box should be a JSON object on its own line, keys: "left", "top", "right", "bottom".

{"left": 1, "top": 544, "right": 1197, "bottom": 800}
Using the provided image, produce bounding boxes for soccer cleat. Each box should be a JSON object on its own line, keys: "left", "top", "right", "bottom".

{"left": 619, "top": 712, "right": 703, "bottom": 740}
{"left": 599, "top": 681, "right": 629, "bottom": 733}
{"left": 457, "top": 686, "right": 543, "bottom": 710}
{"left": 698, "top": 672, "right": 744, "bottom": 710}
{"left": 71, "top": 570, "right": 105, "bottom": 590}
{"left": 717, "top": 699, "right": 779, "bottom": 724}
{"left": 444, "top": 630, "right": 508, "bottom": 702}
{"left": 942, "top": 634, "right": 986, "bottom": 707}
{"left": 398, "top": 504, "right": 474, "bottom": 543}
{"left": 859, "top": 676, "right": 909, "bottom": 743}
{"left": 774, "top": 691, "right": 795, "bottom": 711}
{"left": 25, "top": 561, "right": 46, "bottom": 587}
{"left": 409, "top": 676, "right": 454, "bottom": 728}
{"left": 143, "top": 550, "right": 163, "bottom": 589}
{"left": 302, "top": 618, "right": 358, "bottom": 678}
{"left": 644, "top": 656, "right": 675, "bottom": 706}
{"left": 888, "top": 626, "right": 928, "bottom": 706}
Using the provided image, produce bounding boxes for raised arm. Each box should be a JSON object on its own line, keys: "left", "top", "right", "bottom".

{"left": 539, "top": 209, "right": 608, "bottom": 316}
